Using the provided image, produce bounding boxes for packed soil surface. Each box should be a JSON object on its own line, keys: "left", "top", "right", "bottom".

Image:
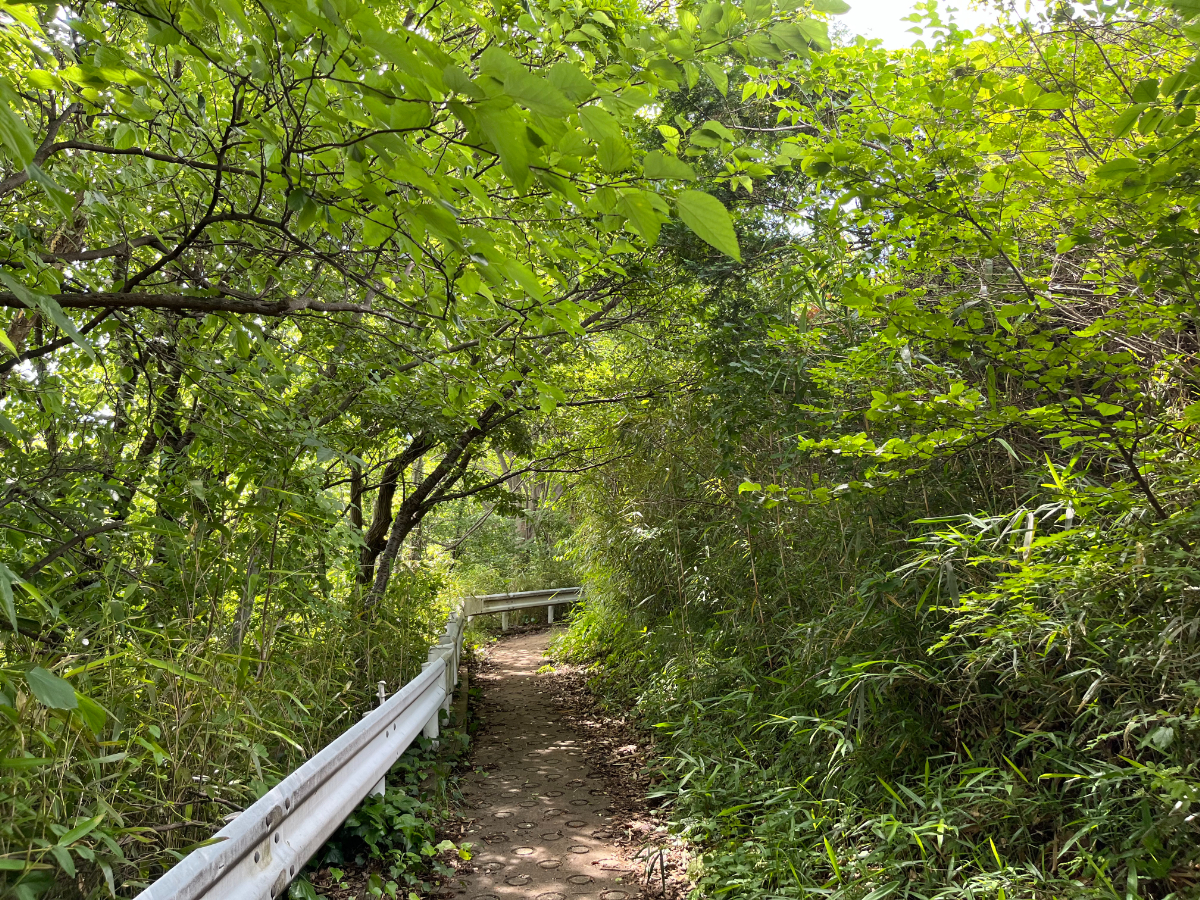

{"left": 445, "top": 628, "right": 689, "bottom": 900}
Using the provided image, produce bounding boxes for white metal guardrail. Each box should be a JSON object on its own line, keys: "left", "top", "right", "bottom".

{"left": 463, "top": 586, "right": 583, "bottom": 629}
{"left": 136, "top": 587, "right": 583, "bottom": 899}
{"left": 136, "top": 611, "right": 468, "bottom": 900}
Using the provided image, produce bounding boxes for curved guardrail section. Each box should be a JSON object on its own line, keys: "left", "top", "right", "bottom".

{"left": 136, "top": 611, "right": 467, "bottom": 900}
{"left": 135, "top": 588, "right": 585, "bottom": 899}
{"left": 463, "top": 586, "right": 583, "bottom": 627}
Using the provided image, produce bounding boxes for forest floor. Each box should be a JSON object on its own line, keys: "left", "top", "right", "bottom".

{"left": 441, "top": 627, "right": 690, "bottom": 900}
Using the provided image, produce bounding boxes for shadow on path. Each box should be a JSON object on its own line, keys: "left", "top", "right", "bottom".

{"left": 451, "top": 630, "right": 644, "bottom": 900}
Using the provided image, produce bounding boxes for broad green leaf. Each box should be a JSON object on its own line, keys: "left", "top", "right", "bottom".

{"left": 546, "top": 62, "right": 595, "bottom": 102}
{"left": 676, "top": 190, "right": 741, "bottom": 260}
{"left": 503, "top": 70, "right": 574, "bottom": 117}
{"left": 475, "top": 103, "right": 532, "bottom": 192}
{"left": 1093, "top": 158, "right": 1139, "bottom": 178}
{"left": 812, "top": 0, "right": 851, "bottom": 12}
{"left": 795, "top": 18, "right": 831, "bottom": 52}
{"left": 616, "top": 190, "right": 666, "bottom": 245}
{"left": 643, "top": 150, "right": 697, "bottom": 180}
{"left": 478, "top": 46, "right": 523, "bottom": 80}
{"left": 746, "top": 33, "right": 784, "bottom": 60}
{"left": 0, "top": 77, "right": 36, "bottom": 167}
{"left": 26, "top": 667, "right": 78, "bottom": 710}
{"left": 505, "top": 261, "right": 546, "bottom": 300}
{"left": 597, "top": 136, "right": 633, "bottom": 173}
{"left": 1031, "top": 93, "right": 1071, "bottom": 110}
{"left": 24, "top": 163, "right": 74, "bottom": 217}
{"left": 577, "top": 105, "right": 621, "bottom": 143}
{"left": 1131, "top": 78, "right": 1159, "bottom": 103}
{"left": 702, "top": 61, "right": 728, "bottom": 97}
{"left": 745, "top": 0, "right": 772, "bottom": 20}
{"left": 1167, "top": 0, "right": 1200, "bottom": 18}
{"left": 361, "top": 210, "right": 396, "bottom": 247}
{"left": 75, "top": 694, "right": 108, "bottom": 736}
{"left": 1111, "top": 105, "right": 1144, "bottom": 137}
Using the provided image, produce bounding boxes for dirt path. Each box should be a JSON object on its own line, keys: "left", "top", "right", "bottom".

{"left": 451, "top": 630, "right": 646, "bottom": 900}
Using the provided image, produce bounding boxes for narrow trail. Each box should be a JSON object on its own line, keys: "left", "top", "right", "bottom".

{"left": 452, "top": 630, "right": 646, "bottom": 900}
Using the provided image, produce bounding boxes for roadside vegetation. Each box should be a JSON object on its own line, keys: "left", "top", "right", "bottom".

{"left": 553, "top": 1, "right": 1200, "bottom": 897}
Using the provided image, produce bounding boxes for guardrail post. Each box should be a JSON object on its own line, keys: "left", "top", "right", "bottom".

{"left": 369, "top": 681, "right": 389, "bottom": 796}
{"left": 423, "top": 709, "right": 439, "bottom": 742}
{"left": 501, "top": 611, "right": 509, "bottom": 631}
{"left": 547, "top": 604, "right": 554, "bottom": 624}
{"left": 420, "top": 659, "right": 441, "bottom": 747}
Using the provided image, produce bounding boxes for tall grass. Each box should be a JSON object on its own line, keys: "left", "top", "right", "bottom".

{"left": 0, "top": 558, "right": 447, "bottom": 899}
{"left": 553, "top": 411, "right": 1200, "bottom": 900}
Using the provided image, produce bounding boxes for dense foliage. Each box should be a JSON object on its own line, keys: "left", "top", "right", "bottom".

{"left": 0, "top": 0, "right": 791, "bottom": 891}
{"left": 554, "top": 1, "right": 1200, "bottom": 898}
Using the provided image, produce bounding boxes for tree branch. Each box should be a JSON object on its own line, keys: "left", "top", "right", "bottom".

{"left": 21, "top": 520, "right": 126, "bottom": 579}
{"left": 0, "top": 292, "right": 378, "bottom": 316}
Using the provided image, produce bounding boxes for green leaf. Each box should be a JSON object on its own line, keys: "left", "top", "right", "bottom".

{"left": 25, "top": 164, "right": 75, "bottom": 216}
{"left": 503, "top": 69, "right": 574, "bottom": 118}
{"left": 59, "top": 815, "right": 104, "bottom": 848}
{"left": 616, "top": 189, "right": 666, "bottom": 245}
{"left": 1168, "top": 0, "right": 1200, "bottom": 18}
{"left": 0, "top": 563, "right": 17, "bottom": 632}
{"left": 769, "top": 23, "right": 812, "bottom": 56}
{"left": 745, "top": 0, "right": 772, "bottom": 21}
{"left": 642, "top": 150, "right": 697, "bottom": 180}
{"left": 578, "top": 105, "right": 621, "bottom": 143}
{"left": 1092, "top": 402, "right": 1124, "bottom": 416}
{"left": 676, "top": 190, "right": 741, "bottom": 261}
{"left": 75, "top": 694, "right": 108, "bottom": 736}
{"left": 1093, "top": 158, "right": 1139, "bottom": 179}
{"left": 0, "top": 272, "right": 96, "bottom": 360}
{"left": 1131, "top": 77, "right": 1159, "bottom": 103}
{"left": 795, "top": 18, "right": 831, "bottom": 52}
{"left": 812, "top": 0, "right": 851, "bottom": 12}
{"left": 0, "top": 77, "right": 36, "bottom": 167}
{"left": 505, "top": 261, "right": 546, "bottom": 300}
{"left": 1031, "top": 93, "right": 1071, "bottom": 110}
{"left": 701, "top": 61, "right": 728, "bottom": 97}
{"left": 361, "top": 210, "right": 396, "bottom": 247}
{"left": 475, "top": 103, "right": 531, "bottom": 192}
{"left": 0, "top": 755, "right": 54, "bottom": 769}
{"left": 597, "top": 136, "right": 633, "bottom": 173}
{"left": 546, "top": 62, "right": 595, "bottom": 102}
{"left": 50, "top": 844, "right": 75, "bottom": 878}
{"left": 26, "top": 666, "right": 78, "bottom": 710}
{"left": 1111, "top": 105, "right": 1144, "bottom": 138}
